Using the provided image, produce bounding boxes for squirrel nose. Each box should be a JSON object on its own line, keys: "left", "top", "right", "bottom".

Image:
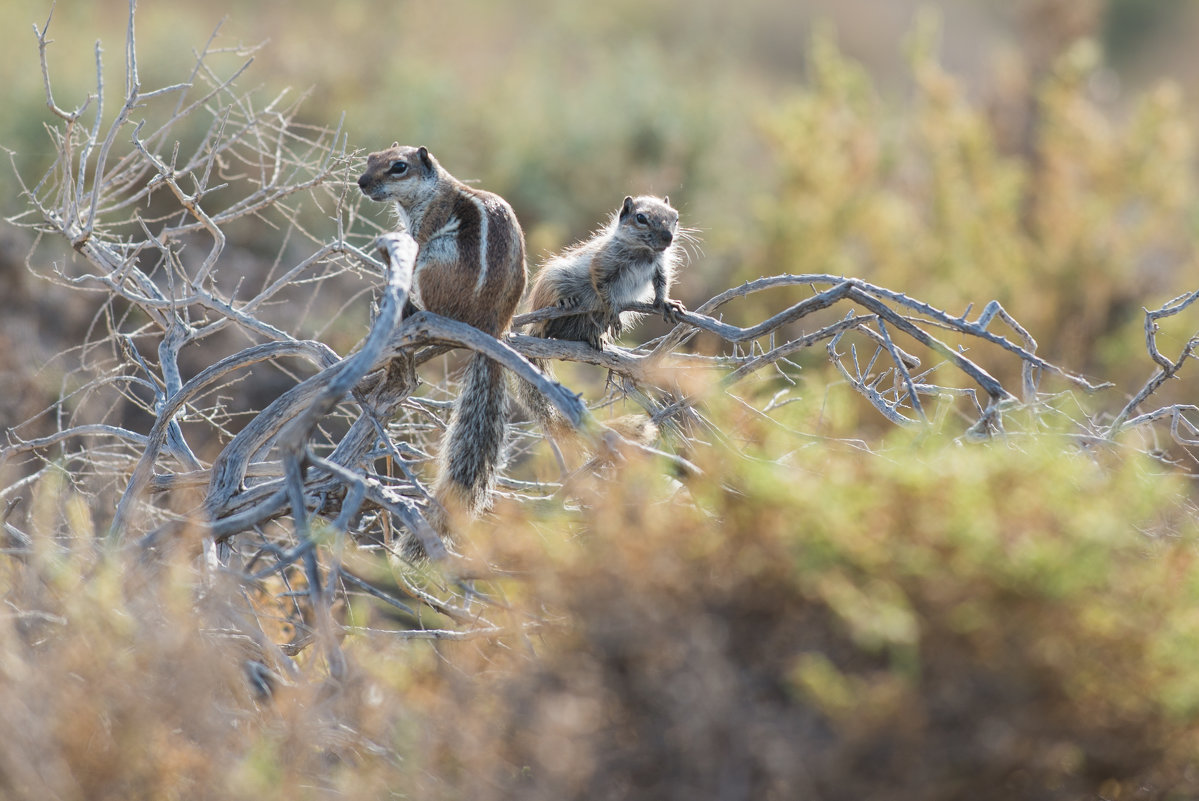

{"left": 357, "top": 174, "right": 369, "bottom": 189}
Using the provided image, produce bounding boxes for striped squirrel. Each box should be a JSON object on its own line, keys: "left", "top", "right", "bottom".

{"left": 520, "top": 195, "right": 692, "bottom": 436}
{"left": 358, "top": 144, "right": 526, "bottom": 553}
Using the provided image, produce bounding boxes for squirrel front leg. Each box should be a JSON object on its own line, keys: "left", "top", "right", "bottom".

{"left": 651, "top": 263, "right": 686, "bottom": 323}
{"left": 589, "top": 261, "right": 623, "bottom": 348}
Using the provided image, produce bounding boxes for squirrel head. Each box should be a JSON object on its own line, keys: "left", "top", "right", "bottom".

{"left": 358, "top": 144, "right": 442, "bottom": 209}
{"left": 616, "top": 195, "right": 678, "bottom": 253}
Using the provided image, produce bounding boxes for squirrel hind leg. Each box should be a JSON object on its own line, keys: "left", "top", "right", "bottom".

{"left": 541, "top": 312, "right": 605, "bottom": 349}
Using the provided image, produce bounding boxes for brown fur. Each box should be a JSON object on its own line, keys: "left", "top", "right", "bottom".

{"left": 358, "top": 145, "right": 526, "bottom": 555}
{"left": 358, "top": 144, "right": 525, "bottom": 335}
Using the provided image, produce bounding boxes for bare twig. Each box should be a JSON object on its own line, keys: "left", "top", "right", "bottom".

{"left": 1108, "top": 290, "right": 1199, "bottom": 437}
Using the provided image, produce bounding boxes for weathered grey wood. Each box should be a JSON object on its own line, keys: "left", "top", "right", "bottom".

{"left": 110, "top": 341, "right": 341, "bottom": 539}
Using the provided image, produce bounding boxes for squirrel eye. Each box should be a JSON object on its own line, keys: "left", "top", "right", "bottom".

{"left": 388, "top": 161, "right": 408, "bottom": 175}
{"left": 635, "top": 213, "right": 648, "bottom": 225}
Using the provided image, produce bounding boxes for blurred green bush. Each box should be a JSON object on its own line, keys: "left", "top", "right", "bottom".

{"left": 441, "top": 421, "right": 1199, "bottom": 800}
{"left": 758, "top": 20, "right": 1197, "bottom": 389}
{"left": 5, "top": 415, "right": 1198, "bottom": 799}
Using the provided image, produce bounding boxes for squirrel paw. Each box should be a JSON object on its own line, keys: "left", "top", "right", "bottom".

{"left": 656, "top": 298, "right": 687, "bottom": 323}
{"left": 607, "top": 313, "right": 624, "bottom": 340}
{"left": 586, "top": 312, "right": 610, "bottom": 350}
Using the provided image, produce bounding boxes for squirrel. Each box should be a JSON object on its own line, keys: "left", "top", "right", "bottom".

{"left": 519, "top": 195, "right": 692, "bottom": 437}
{"left": 528, "top": 195, "right": 688, "bottom": 349}
{"left": 357, "top": 144, "right": 526, "bottom": 554}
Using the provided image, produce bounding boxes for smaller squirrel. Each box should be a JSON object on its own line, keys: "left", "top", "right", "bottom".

{"left": 528, "top": 195, "right": 689, "bottom": 349}
{"left": 521, "top": 195, "right": 693, "bottom": 436}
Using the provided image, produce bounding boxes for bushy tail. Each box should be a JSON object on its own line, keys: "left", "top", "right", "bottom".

{"left": 516, "top": 357, "right": 574, "bottom": 439}
{"left": 517, "top": 358, "right": 658, "bottom": 456}
{"left": 428, "top": 352, "right": 508, "bottom": 539}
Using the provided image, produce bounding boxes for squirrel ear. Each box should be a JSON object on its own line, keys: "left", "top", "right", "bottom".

{"left": 619, "top": 196, "right": 634, "bottom": 220}
{"left": 663, "top": 195, "right": 670, "bottom": 206}
{"left": 417, "top": 146, "right": 434, "bottom": 171}
{"left": 391, "top": 141, "right": 399, "bottom": 148}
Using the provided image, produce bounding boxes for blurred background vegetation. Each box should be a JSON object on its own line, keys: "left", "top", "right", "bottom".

{"left": 3, "top": 0, "right": 1199, "bottom": 412}
{"left": 4, "top": 0, "right": 1199, "bottom": 798}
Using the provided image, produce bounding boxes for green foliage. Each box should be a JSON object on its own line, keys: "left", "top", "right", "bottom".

{"left": 6, "top": 408, "right": 1199, "bottom": 799}
{"left": 759, "top": 20, "right": 1198, "bottom": 386}
{"left": 441, "top": 423, "right": 1199, "bottom": 800}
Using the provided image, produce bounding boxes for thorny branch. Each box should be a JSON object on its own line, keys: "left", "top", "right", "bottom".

{"left": 2, "top": 1, "right": 1197, "bottom": 663}
{"left": 1107, "top": 289, "right": 1199, "bottom": 437}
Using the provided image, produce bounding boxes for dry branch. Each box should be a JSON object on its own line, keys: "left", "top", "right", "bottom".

{"left": 1107, "top": 290, "right": 1199, "bottom": 437}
